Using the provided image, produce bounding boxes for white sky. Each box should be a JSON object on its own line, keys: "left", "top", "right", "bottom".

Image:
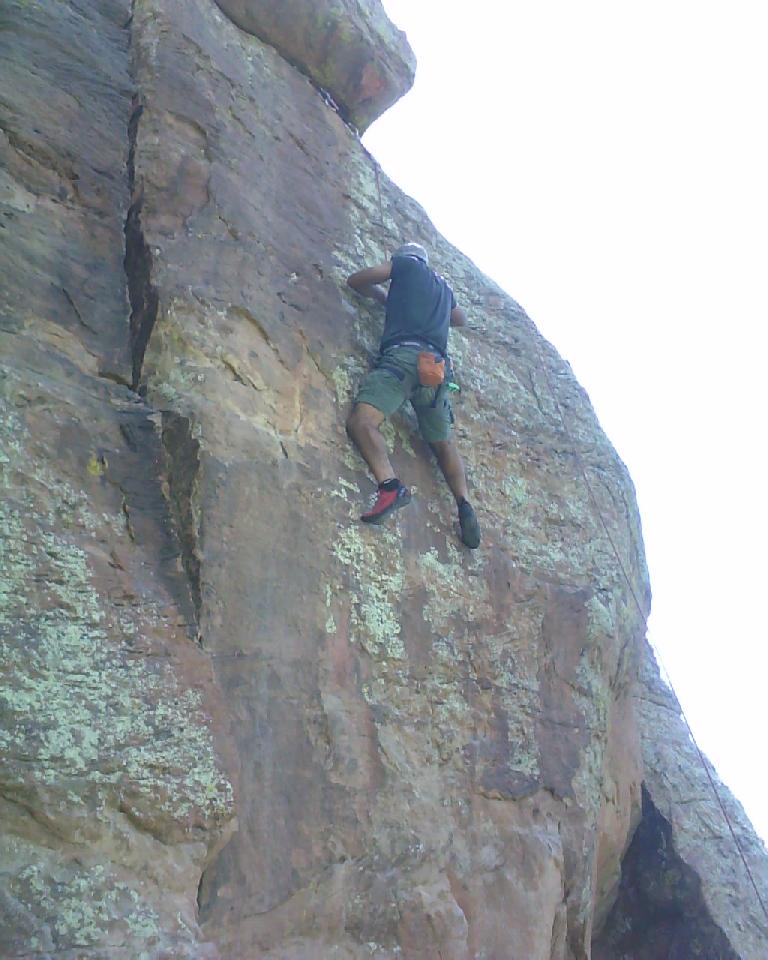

{"left": 364, "top": 0, "right": 768, "bottom": 843}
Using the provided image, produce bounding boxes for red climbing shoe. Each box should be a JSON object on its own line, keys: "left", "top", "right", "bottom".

{"left": 361, "top": 483, "right": 411, "bottom": 524}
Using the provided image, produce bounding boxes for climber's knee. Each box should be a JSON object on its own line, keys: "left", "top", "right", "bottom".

{"left": 429, "top": 439, "right": 460, "bottom": 467}
{"left": 347, "top": 402, "right": 385, "bottom": 438}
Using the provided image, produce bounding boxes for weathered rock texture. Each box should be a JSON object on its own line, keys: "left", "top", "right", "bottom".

{"left": 212, "top": 0, "right": 416, "bottom": 132}
{"left": 0, "top": 0, "right": 766, "bottom": 958}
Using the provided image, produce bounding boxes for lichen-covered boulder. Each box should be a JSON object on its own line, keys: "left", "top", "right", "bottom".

{"left": 213, "top": 0, "right": 416, "bottom": 131}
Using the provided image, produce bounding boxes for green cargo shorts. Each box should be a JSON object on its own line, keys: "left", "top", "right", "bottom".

{"left": 354, "top": 345, "right": 454, "bottom": 443}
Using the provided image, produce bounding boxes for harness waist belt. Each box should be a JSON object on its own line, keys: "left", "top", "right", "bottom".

{"left": 391, "top": 340, "right": 442, "bottom": 354}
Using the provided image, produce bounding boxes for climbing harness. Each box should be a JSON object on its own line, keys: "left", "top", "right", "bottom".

{"left": 532, "top": 337, "right": 768, "bottom": 927}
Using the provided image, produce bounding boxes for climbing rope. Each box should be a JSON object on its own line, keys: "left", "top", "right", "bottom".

{"left": 532, "top": 337, "right": 768, "bottom": 926}
{"left": 374, "top": 163, "right": 385, "bottom": 228}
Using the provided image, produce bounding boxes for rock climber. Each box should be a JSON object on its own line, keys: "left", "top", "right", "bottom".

{"left": 345, "top": 242, "right": 481, "bottom": 549}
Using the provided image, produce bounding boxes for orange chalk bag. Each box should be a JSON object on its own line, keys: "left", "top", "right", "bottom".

{"left": 417, "top": 351, "right": 445, "bottom": 387}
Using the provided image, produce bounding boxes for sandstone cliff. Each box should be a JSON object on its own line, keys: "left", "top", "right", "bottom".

{"left": 0, "top": 1, "right": 766, "bottom": 958}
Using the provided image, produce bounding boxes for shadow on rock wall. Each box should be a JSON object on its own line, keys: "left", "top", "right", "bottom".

{"left": 593, "top": 787, "right": 739, "bottom": 960}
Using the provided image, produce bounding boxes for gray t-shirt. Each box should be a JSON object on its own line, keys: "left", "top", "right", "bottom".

{"left": 380, "top": 254, "right": 456, "bottom": 355}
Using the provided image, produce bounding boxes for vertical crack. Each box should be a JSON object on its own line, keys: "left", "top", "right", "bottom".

{"left": 160, "top": 412, "right": 204, "bottom": 630}
{"left": 124, "top": 95, "right": 159, "bottom": 390}
{"left": 122, "top": 21, "right": 202, "bottom": 638}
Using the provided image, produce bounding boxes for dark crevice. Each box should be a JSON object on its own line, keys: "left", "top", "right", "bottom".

{"left": 593, "top": 786, "right": 739, "bottom": 960}
{"left": 124, "top": 96, "right": 159, "bottom": 390}
{"left": 160, "top": 412, "right": 204, "bottom": 631}
{"left": 122, "top": 21, "right": 202, "bottom": 643}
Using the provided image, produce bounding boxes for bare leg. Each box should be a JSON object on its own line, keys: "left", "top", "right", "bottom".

{"left": 347, "top": 403, "right": 396, "bottom": 484}
{"left": 429, "top": 440, "right": 469, "bottom": 503}
{"left": 431, "top": 439, "right": 480, "bottom": 547}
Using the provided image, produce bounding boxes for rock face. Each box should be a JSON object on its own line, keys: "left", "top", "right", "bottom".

{"left": 0, "top": 1, "right": 765, "bottom": 958}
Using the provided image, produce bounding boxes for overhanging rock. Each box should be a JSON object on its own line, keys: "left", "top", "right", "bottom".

{"left": 213, "top": 0, "right": 416, "bottom": 131}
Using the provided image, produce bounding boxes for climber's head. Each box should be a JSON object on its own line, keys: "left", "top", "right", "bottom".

{"left": 393, "top": 242, "right": 429, "bottom": 265}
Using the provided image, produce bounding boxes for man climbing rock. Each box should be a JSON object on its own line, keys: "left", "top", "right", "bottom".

{"left": 346, "top": 242, "right": 481, "bottom": 549}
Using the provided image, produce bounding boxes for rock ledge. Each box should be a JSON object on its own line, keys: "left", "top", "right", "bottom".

{"left": 213, "top": 0, "right": 416, "bottom": 131}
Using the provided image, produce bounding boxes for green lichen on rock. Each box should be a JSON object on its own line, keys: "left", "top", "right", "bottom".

{"left": 10, "top": 857, "right": 163, "bottom": 950}
{"left": 417, "top": 545, "right": 489, "bottom": 635}
{"left": 0, "top": 408, "right": 234, "bottom": 827}
{"left": 379, "top": 415, "right": 416, "bottom": 459}
{"left": 332, "top": 361, "right": 355, "bottom": 405}
{"left": 332, "top": 524, "right": 405, "bottom": 659}
{"left": 500, "top": 473, "right": 530, "bottom": 506}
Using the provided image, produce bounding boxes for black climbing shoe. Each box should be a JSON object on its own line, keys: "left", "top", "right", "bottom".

{"left": 458, "top": 500, "right": 481, "bottom": 548}
{"left": 361, "top": 483, "right": 411, "bottom": 524}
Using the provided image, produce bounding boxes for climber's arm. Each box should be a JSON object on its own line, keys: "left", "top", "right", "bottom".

{"left": 347, "top": 262, "right": 392, "bottom": 306}
{"left": 450, "top": 305, "right": 468, "bottom": 327}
